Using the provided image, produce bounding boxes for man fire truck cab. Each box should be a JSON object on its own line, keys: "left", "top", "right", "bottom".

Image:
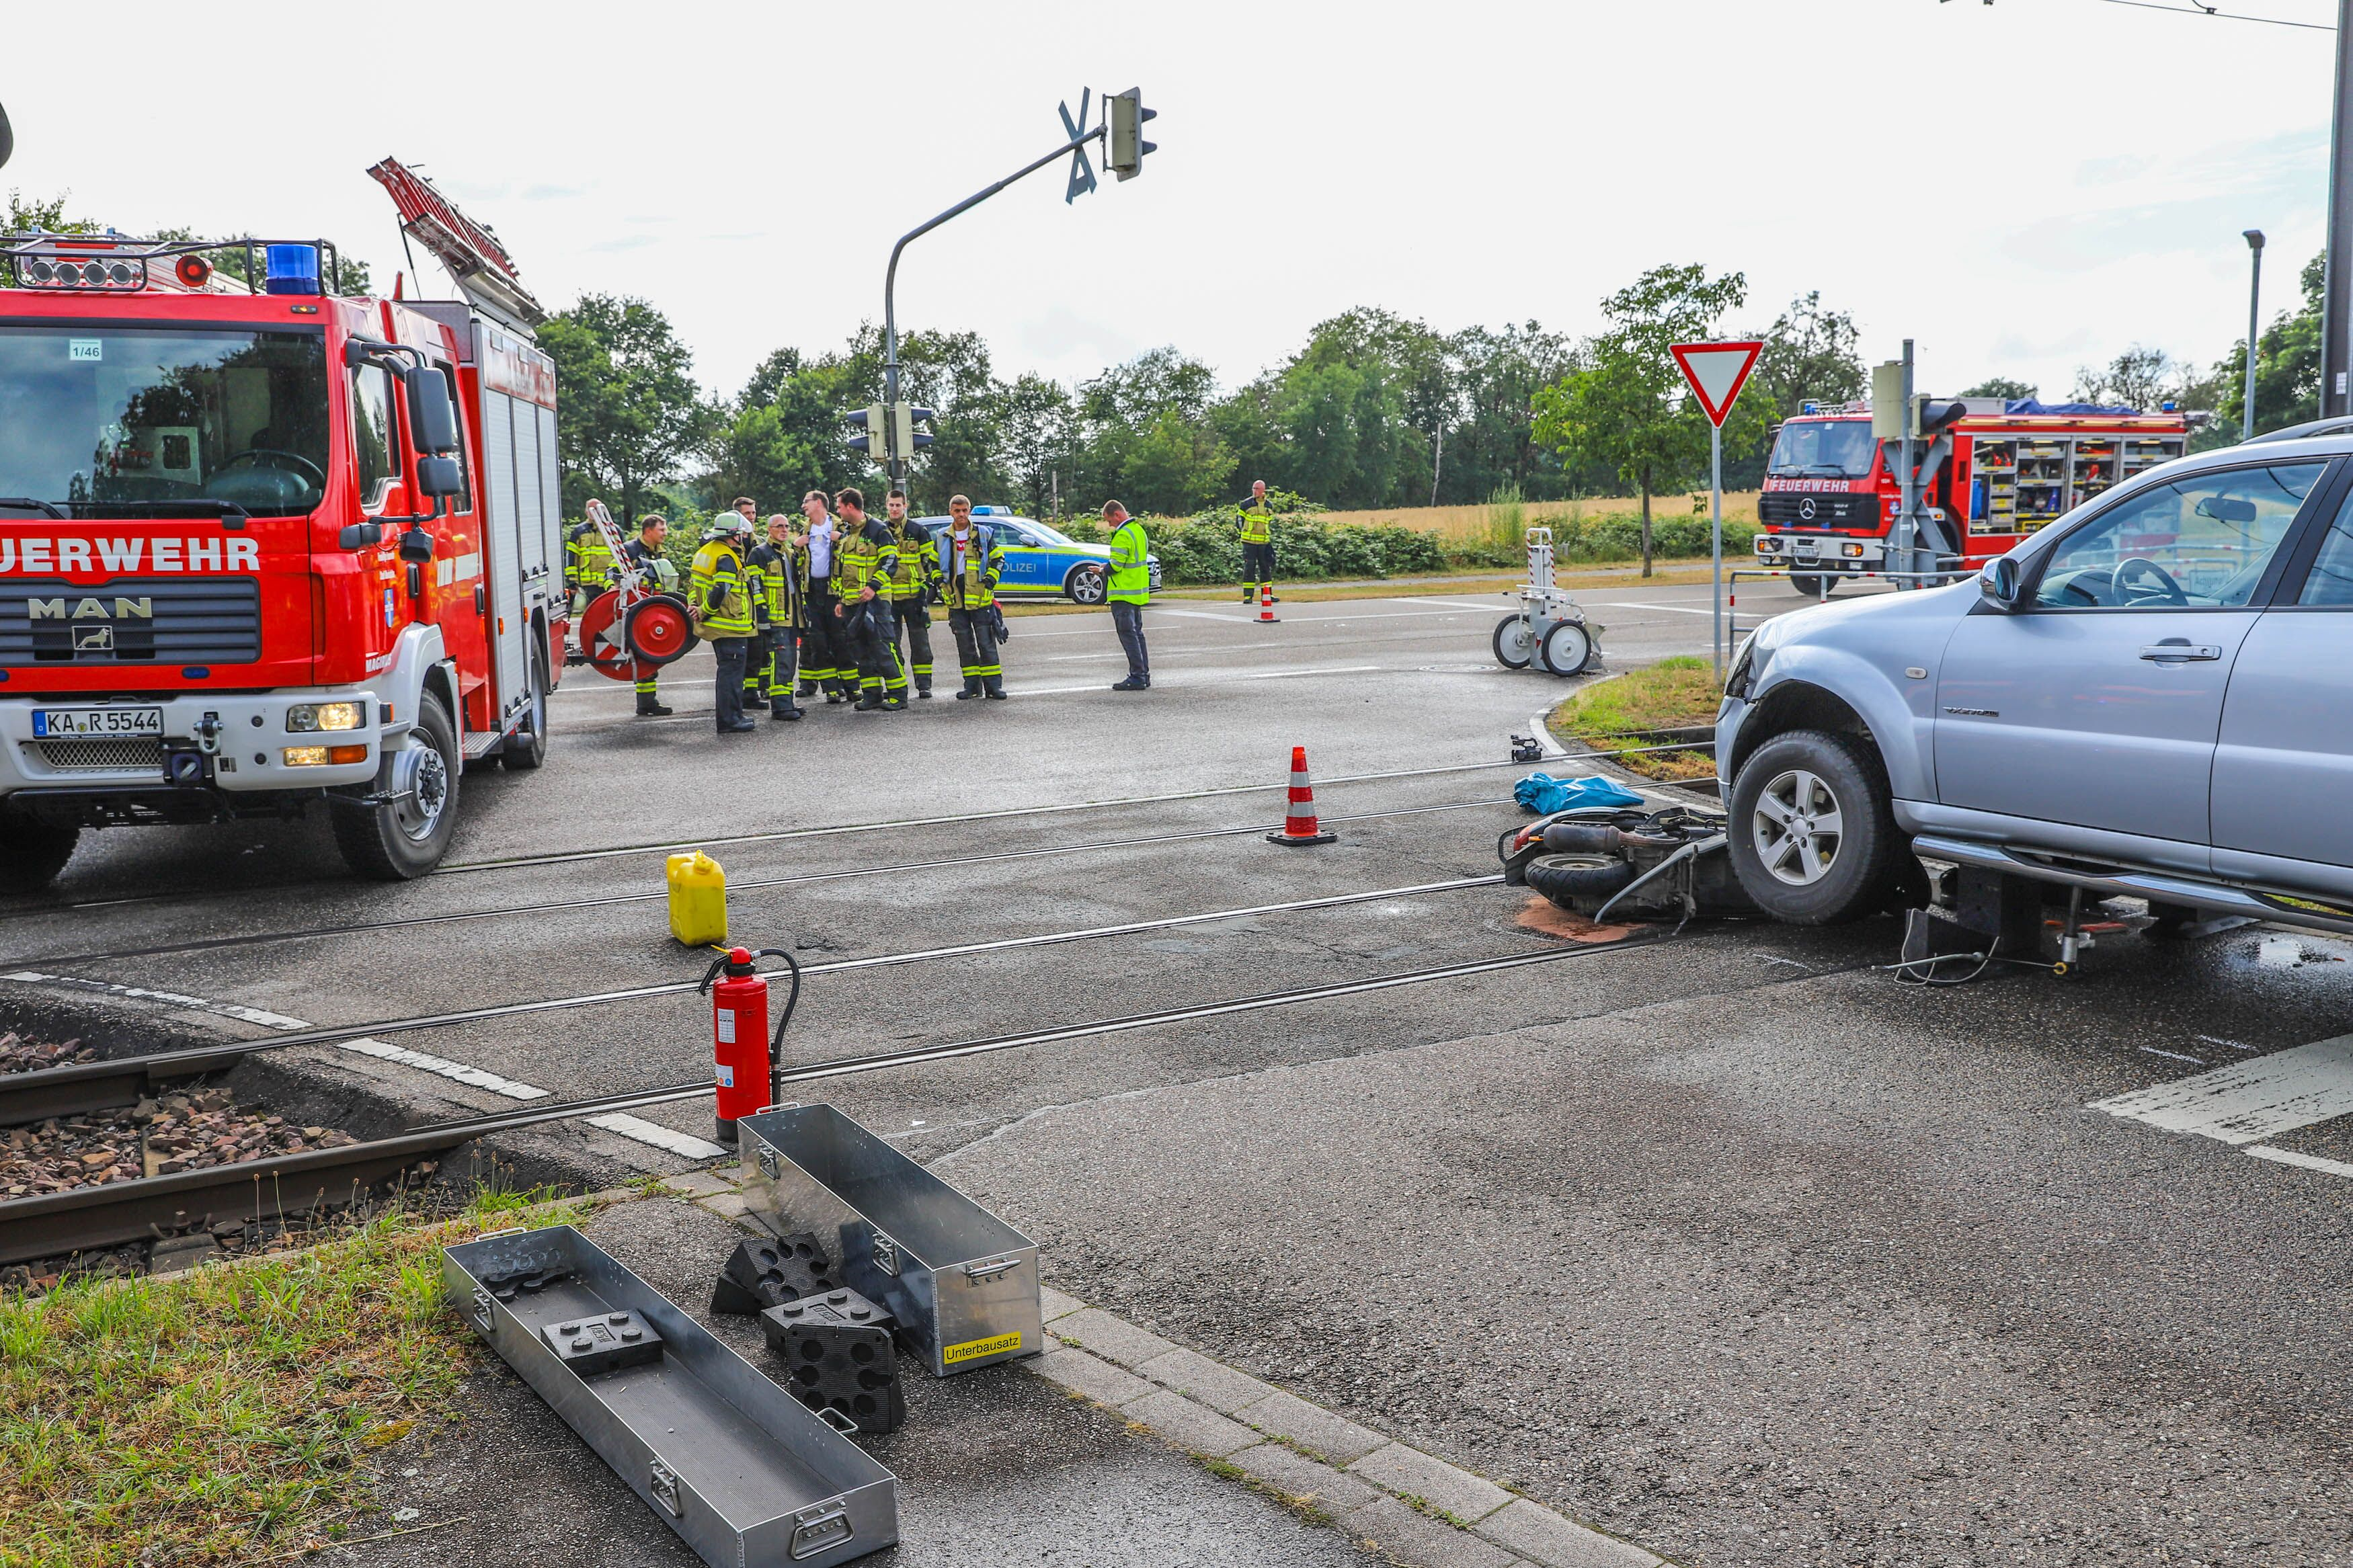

{"left": 0, "top": 160, "right": 566, "bottom": 890}
{"left": 1755, "top": 397, "right": 2194, "bottom": 593}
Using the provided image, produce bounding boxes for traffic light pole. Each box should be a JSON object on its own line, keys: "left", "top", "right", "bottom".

{"left": 882, "top": 122, "right": 1107, "bottom": 485}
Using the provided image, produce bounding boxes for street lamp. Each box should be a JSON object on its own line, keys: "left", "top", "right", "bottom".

{"left": 2244, "top": 229, "right": 2266, "bottom": 440}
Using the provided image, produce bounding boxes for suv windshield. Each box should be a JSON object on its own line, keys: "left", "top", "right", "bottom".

{"left": 1767, "top": 420, "right": 1877, "bottom": 479}
{"left": 0, "top": 325, "right": 330, "bottom": 518}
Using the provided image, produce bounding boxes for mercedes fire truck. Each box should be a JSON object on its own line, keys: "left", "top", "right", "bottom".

{"left": 1755, "top": 398, "right": 2194, "bottom": 593}
{"left": 0, "top": 160, "right": 565, "bottom": 889}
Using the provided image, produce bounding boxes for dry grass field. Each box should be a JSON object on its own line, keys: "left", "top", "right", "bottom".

{"left": 1308, "top": 492, "right": 1761, "bottom": 540}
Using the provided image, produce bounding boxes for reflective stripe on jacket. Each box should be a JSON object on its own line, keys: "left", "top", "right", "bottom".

{"left": 885, "top": 525, "right": 936, "bottom": 602}
{"left": 1107, "top": 519, "right": 1150, "bottom": 604}
{"left": 690, "top": 540, "right": 755, "bottom": 638}
{"left": 1238, "top": 499, "right": 1274, "bottom": 544}
{"left": 568, "top": 524, "right": 615, "bottom": 591}
{"left": 834, "top": 520, "right": 900, "bottom": 598}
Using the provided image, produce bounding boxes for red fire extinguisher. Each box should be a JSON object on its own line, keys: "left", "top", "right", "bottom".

{"left": 696, "top": 946, "right": 801, "bottom": 1145}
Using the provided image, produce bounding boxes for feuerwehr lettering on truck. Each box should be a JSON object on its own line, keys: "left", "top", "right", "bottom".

{"left": 0, "top": 533, "right": 262, "bottom": 575}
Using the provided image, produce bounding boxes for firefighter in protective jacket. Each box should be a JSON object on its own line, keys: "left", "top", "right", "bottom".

{"left": 938, "top": 494, "right": 1006, "bottom": 700}
{"left": 830, "top": 488, "right": 906, "bottom": 712}
{"left": 881, "top": 489, "right": 941, "bottom": 698}
{"left": 690, "top": 514, "right": 760, "bottom": 733}
{"left": 746, "top": 513, "right": 803, "bottom": 720}
{"left": 619, "top": 515, "right": 677, "bottom": 716}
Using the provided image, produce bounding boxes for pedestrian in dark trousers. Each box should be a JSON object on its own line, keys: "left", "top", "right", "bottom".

{"left": 1236, "top": 478, "right": 1279, "bottom": 603}
{"left": 794, "top": 491, "right": 851, "bottom": 704}
{"left": 748, "top": 513, "right": 803, "bottom": 720}
{"left": 881, "top": 488, "right": 941, "bottom": 698}
{"left": 832, "top": 488, "right": 907, "bottom": 712}
{"left": 619, "top": 514, "right": 676, "bottom": 715}
{"left": 938, "top": 493, "right": 1006, "bottom": 700}
{"left": 690, "top": 514, "right": 758, "bottom": 733}
{"left": 1104, "top": 500, "right": 1151, "bottom": 691}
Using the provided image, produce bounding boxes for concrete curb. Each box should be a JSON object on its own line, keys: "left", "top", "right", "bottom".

{"left": 1033, "top": 1284, "right": 1671, "bottom": 1568}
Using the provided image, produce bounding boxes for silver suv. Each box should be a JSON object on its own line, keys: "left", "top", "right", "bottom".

{"left": 1716, "top": 425, "right": 2353, "bottom": 932}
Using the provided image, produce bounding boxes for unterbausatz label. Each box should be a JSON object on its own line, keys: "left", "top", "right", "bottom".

{"left": 942, "top": 1331, "right": 1023, "bottom": 1365}
{"left": 0, "top": 535, "right": 262, "bottom": 575}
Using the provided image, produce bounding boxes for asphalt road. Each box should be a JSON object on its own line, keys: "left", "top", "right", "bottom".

{"left": 15, "top": 575, "right": 2353, "bottom": 1566}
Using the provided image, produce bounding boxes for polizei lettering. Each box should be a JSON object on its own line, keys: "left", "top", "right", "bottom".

{"left": 0, "top": 534, "right": 261, "bottom": 575}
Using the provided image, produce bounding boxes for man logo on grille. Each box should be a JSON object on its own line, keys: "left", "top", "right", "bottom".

{"left": 27, "top": 596, "right": 152, "bottom": 621}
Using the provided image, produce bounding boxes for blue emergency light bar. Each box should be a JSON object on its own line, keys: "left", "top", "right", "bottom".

{"left": 264, "top": 243, "right": 321, "bottom": 295}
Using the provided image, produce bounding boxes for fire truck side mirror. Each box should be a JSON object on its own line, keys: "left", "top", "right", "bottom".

{"left": 398, "top": 526, "right": 436, "bottom": 565}
{"left": 405, "top": 367, "right": 458, "bottom": 455}
{"left": 416, "top": 456, "right": 462, "bottom": 499}
{"left": 338, "top": 522, "right": 386, "bottom": 550}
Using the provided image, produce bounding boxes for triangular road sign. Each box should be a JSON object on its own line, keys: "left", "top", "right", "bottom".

{"left": 1670, "top": 341, "right": 1764, "bottom": 428}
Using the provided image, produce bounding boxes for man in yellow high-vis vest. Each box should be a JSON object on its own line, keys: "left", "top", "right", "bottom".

{"left": 1236, "top": 479, "right": 1277, "bottom": 604}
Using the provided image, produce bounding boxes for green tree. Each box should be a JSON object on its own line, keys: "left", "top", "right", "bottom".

{"left": 539, "top": 294, "right": 705, "bottom": 525}
{"left": 5, "top": 191, "right": 97, "bottom": 234}
{"left": 997, "top": 372, "right": 1077, "bottom": 518}
{"left": 1735, "top": 292, "right": 1866, "bottom": 488}
{"left": 2212, "top": 251, "right": 2323, "bottom": 440}
{"left": 1440, "top": 321, "right": 1578, "bottom": 502}
{"left": 1532, "top": 264, "right": 1763, "bottom": 576}
{"left": 1959, "top": 376, "right": 2036, "bottom": 401}
{"left": 2071, "top": 344, "right": 2181, "bottom": 411}
{"left": 1071, "top": 348, "right": 1232, "bottom": 515}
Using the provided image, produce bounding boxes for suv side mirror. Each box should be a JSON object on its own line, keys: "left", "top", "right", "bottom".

{"left": 1980, "top": 555, "right": 2023, "bottom": 610}
{"left": 405, "top": 367, "right": 458, "bottom": 455}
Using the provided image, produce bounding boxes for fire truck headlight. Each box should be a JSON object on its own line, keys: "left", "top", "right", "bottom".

{"left": 1756, "top": 536, "right": 1783, "bottom": 553}
{"left": 282, "top": 743, "right": 369, "bottom": 767}
{"left": 1841, "top": 543, "right": 1865, "bottom": 558}
{"left": 286, "top": 701, "right": 366, "bottom": 733}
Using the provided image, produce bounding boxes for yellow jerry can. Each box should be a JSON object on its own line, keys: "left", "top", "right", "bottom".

{"left": 667, "top": 851, "right": 728, "bottom": 947}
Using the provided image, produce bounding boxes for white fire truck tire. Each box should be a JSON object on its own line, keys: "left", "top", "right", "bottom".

{"left": 0, "top": 807, "right": 78, "bottom": 893}
{"left": 502, "top": 642, "right": 550, "bottom": 771}
{"left": 331, "top": 692, "right": 462, "bottom": 882}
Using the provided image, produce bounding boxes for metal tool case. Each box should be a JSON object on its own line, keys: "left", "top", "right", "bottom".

{"left": 738, "top": 1104, "right": 1042, "bottom": 1377}
{"left": 443, "top": 1225, "right": 899, "bottom": 1567}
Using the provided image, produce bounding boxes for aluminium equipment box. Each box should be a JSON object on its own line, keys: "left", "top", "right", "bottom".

{"left": 739, "top": 1104, "right": 1042, "bottom": 1377}
{"left": 443, "top": 1225, "right": 898, "bottom": 1567}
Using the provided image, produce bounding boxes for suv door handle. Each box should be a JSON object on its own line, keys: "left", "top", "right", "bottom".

{"left": 2139, "top": 643, "right": 2222, "bottom": 662}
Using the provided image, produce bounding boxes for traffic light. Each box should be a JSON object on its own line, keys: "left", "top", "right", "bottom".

{"left": 845, "top": 404, "right": 886, "bottom": 460}
{"left": 892, "top": 404, "right": 936, "bottom": 459}
{"left": 1106, "top": 88, "right": 1156, "bottom": 181}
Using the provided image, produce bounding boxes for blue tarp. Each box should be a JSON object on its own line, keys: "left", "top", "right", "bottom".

{"left": 2003, "top": 398, "right": 2143, "bottom": 417}
{"left": 1513, "top": 773, "right": 1646, "bottom": 815}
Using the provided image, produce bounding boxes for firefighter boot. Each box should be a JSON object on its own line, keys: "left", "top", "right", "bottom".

{"left": 770, "top": 696, "right": 803, "bottom": 722}
{"left": 984, "top": 675, "right": 1006, "bottom": 700}
{"left": 955, "top": 678, "right": 980, "bottom": 701}
{"left": 637, "top": 691, "right": 673, "bottom": 717}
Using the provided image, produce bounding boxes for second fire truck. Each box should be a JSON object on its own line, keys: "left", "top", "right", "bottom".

{"left": 1755, "top": 397, "right": 2194, "bottom": 593}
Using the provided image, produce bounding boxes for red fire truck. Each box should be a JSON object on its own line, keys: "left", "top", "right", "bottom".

{"left": 0, "top": 160, "right": 566, "bottom": 889}
{"left": 1753, "top": 397, "right": 2194, "bottom": 593}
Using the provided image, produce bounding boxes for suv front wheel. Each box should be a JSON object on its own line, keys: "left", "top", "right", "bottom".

{"left": 1727, "top": 729, "right": 1904, "bottom": 924}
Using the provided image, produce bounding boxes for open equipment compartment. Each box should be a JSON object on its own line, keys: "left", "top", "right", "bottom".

{"left": 739, "top": 1104, "right": 1043, "bottom": 1378}
{"left": 443, "top": 1225, "right": 898, "bottom": 1568}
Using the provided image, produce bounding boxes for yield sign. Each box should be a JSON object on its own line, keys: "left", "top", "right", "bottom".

{"left": 1670, "top": 340, "right": 1763, "bottom": 428}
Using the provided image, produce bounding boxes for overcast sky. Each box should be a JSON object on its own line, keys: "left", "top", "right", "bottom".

{"left": 5, "top": 1, "right": 2340, "bottom": 409}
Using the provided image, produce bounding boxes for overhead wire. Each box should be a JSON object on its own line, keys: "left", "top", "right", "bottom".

{"left": 2082, "top": 0, "right": 2334, "bottom": 31}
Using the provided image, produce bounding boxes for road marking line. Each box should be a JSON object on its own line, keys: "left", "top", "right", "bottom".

{"left": 2246, "top": 1144, "right": 2353, "bottom": 1180}
{"left": 334, "top": 1036, "right": 725, "bottom": 1159}
{"left": 335, "top": 1037, "right": 549, "bottom": 1100}
{"left": 2087, "top": 1034, "right": 2353, "bottom": 1145}
{"left": 1593, "top": 601, "right": 1716, "bottom": 616}
{"left": 2139, "top": 1047, "right": 2208, "bottom": 1065}
{"left": 586, "top": 1112, "right": 727, "bottom": 1160}
{"left": 1, "top": 970, "right": 311, "bottom": 1032}
{"left": 1408, "top": 597, "right": 1514, "bottom": 612}
{"left": 2196, "top": 1034, "right": 2256, "bottom": 1052}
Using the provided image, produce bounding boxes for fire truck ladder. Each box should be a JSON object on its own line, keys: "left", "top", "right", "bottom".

{"left": 366, "top": 157, "right": 545, "bottom": 333}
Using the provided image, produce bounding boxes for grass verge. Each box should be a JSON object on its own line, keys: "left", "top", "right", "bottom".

{"left": 0, "top": 1186, "right": 596, "bottom": 1567}
{"left": 1548, "top": 656, "right": 1721, "bottom": 781}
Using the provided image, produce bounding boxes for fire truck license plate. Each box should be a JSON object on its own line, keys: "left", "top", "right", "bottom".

{"left": 32, "top": 707, "right": 164, "bottom": 739}
{"left": 1792, "top": 539, "right": 1820, "bottom": 556}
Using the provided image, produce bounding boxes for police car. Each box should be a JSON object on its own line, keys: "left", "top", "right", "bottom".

{"left": 916, "top": 507, "right": 1162, "bottom": 605}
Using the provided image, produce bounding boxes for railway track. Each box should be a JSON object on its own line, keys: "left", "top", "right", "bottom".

{"left": 0, "top": 931, "right": 1676, "bottom": 1266}
{"left": 0, "top": 872, "right": 1513, "bottom": 1127}
{"left": 3, "top": 797, "right": 1509, "bottom": 969}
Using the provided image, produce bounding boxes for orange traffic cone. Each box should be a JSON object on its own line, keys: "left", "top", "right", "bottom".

{"left": 1266, "top": 746, "right": 1337, "bottom": 847}
{"left": 1257, "top": 581, "right": 1279, "bottom": 623}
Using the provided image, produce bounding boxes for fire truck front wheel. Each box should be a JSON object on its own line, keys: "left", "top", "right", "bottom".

{"left": 0, "top": 806, "right": 78, "bottom": 893}
{"left": 331, "top": 693, "right": 462, "bottom": 881}
{"left": 1788, "top": 575, "right": 1831, "bottom": 597}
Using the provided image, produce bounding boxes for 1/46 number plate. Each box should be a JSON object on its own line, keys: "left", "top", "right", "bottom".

{"left": 32, "top": 707, "right": 163, "bottom": 738}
